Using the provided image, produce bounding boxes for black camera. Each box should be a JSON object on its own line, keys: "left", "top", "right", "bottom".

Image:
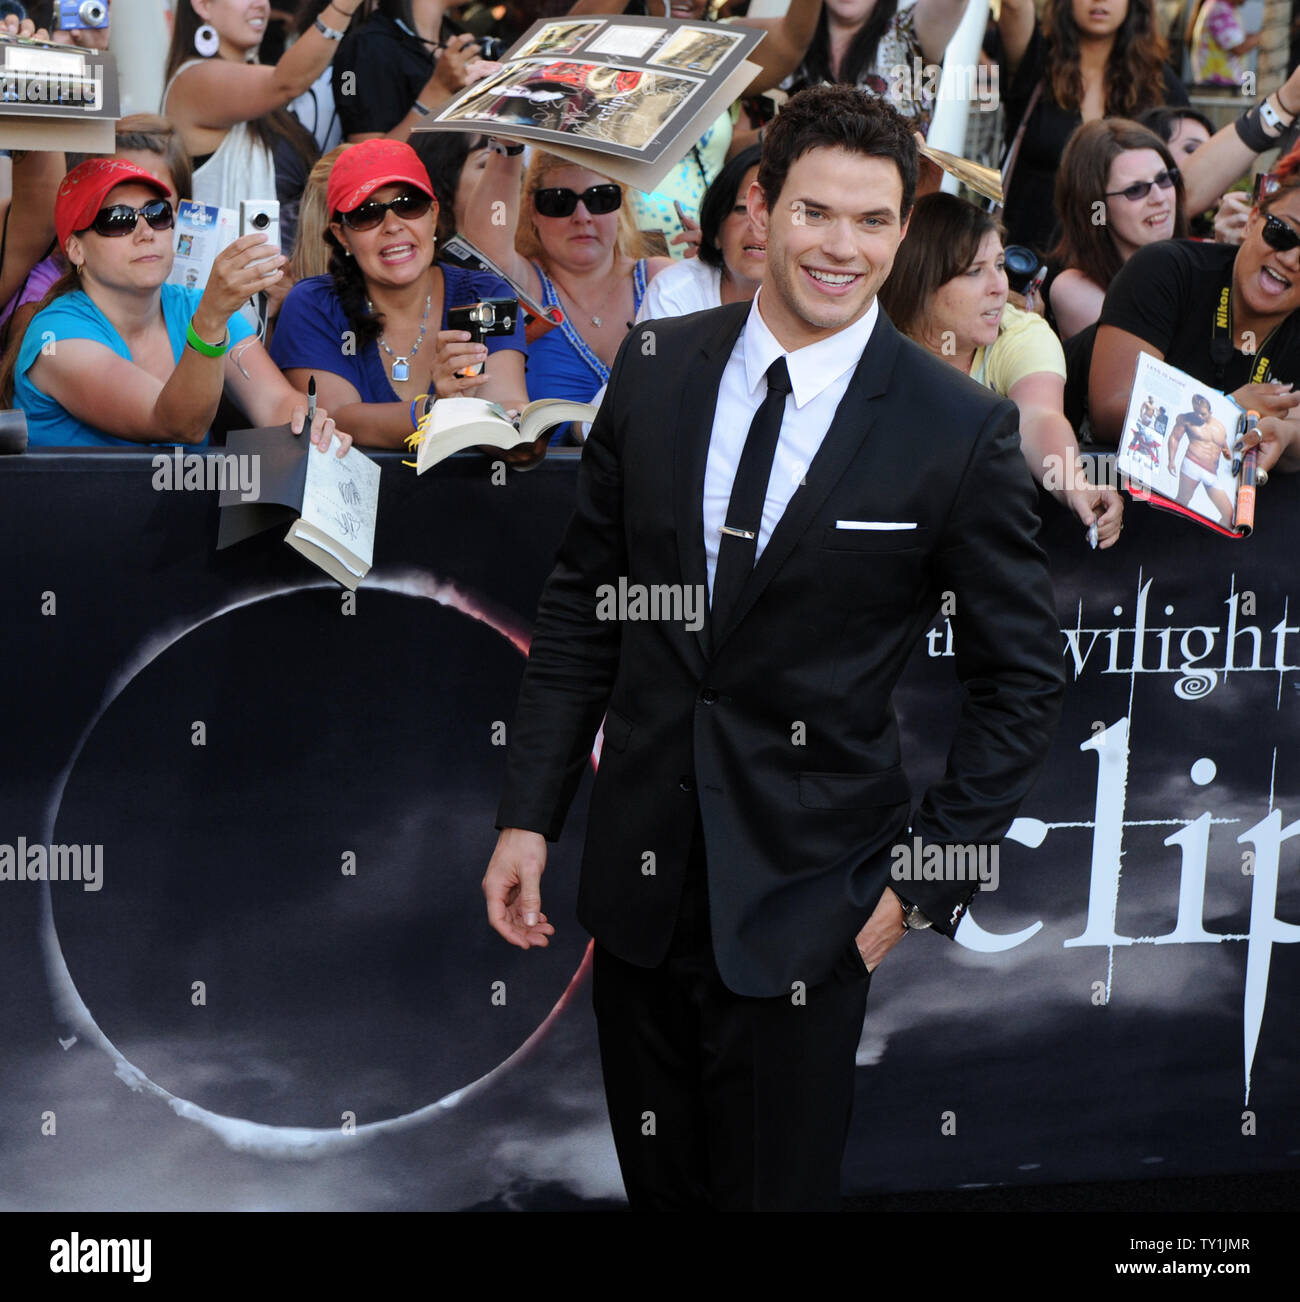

{"left": 478, "top": 35, "right": 503, "bottom": 61}
{"left": 447, "top": 297, "right": 517, "bottom": 377}
{"left": 1002, "top": 244, "right": 1043, "bottom": 296}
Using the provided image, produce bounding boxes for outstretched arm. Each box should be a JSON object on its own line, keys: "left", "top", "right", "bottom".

{"left": 912, "top": 0, "right": 972, "bottom": 68}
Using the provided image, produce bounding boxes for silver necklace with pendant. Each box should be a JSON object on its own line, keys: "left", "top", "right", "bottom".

{"left": 369, "top": 292, "right": 431, "bottom": 383}
{"left": 551, "top": 272, "right": 617, "bottom": 328}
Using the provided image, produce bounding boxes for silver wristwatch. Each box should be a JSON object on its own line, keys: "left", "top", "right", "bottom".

{"left": 898, "top": 897, "right": 932, "bottom": 930}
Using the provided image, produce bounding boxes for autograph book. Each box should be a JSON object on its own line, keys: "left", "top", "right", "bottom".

{"left": 1116, "top": 352, "right": 1258, "bottom": 539}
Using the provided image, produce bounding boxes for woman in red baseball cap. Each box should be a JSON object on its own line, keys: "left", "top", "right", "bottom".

{"left": 1, "top": 158, "right": 347, "bottom": 454}
{"left": 269, "top": 138, "right": 529, "bottom": 450}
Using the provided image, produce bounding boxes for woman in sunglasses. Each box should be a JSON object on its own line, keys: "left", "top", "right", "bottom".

{"left": 1087, "top": 139, "right": 1300, "bottom": 475}
{"left": 1048, "top": 119, "right": 1188, "bottom": 341}
{"left": 1, "top": 159, "right": 345, "bottom": 454}
{"left": 462, "top": 149, "right": 672, "bottom": 408}
{"left": 269, "top": 139, "right": 527, "bottom": 448}
{"left": 879, "top": 192, "right": 1123, "bottom": 548}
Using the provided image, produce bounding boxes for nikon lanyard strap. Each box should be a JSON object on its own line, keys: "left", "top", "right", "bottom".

{"left": 1210, "top": 281, "right": 1284, "bottom": 387}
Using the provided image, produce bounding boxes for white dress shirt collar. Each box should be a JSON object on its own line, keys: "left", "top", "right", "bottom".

{"left": 743, "top": 289, "right": 880, "bottom": 409}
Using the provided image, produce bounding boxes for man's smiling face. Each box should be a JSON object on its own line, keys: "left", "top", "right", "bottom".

{"left": 747, "top": 146, "right": 909, "bottom": 350}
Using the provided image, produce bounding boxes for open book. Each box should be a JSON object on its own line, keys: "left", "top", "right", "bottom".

{"left": 1116, "top": 352, "right": 1258, "bottom": 539}
{"left": 217, "top": 425, "right": 381, "bottom": 589}
{"left": 410, "top": 396, "right": 597, "bottom": 473}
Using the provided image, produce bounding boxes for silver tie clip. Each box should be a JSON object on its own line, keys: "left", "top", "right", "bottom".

{"left": 720, "top": 525, "right": 756, "bottom": 540}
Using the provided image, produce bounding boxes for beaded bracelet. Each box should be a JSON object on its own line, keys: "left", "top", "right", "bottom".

{"left": 410, "top": 394, "right": 435, "bottom": 429}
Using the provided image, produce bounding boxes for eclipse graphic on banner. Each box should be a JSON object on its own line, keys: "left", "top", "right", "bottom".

{"left": 922, "top": 569, "right": 1299, "bottom": 1103}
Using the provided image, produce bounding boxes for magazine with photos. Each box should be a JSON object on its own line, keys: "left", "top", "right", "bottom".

{"left": 167, "top": 201, "right": 240, "bottom": 294}
{"left": 417, "top": 15, "right": 762, "bottom": 192}
{"left": 1116, "top": 352, "right": 1258, "bottom": 538}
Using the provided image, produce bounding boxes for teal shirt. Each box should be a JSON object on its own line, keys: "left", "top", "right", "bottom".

{"left": 14, "top": 283, "right": 254, "bottom": 448}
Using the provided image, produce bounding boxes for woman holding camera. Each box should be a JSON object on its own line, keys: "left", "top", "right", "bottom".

{"left": 269, "top": 139, "right": 527, "bottom": 449}
{"left": 1, "top": 159, "right": 345, "bottom": 452}
{"left": 879, "top": 192, "right": 1123, "bottom": 547}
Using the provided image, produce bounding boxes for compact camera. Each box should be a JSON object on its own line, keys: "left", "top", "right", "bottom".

{"left": 239, "top": 199, "right": 281, "bottom": 267}
{"left": 447, "top": 297, "right": 517, "bottom": 377}
{"left": 59, "top": 0, "right": 108, "bottom": 30}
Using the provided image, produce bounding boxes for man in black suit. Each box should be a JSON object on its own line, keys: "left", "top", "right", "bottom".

{"left": 482, "top": 85, "right": 1064, "bottom": 1210}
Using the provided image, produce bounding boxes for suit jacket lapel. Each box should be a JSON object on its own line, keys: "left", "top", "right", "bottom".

{"left": 673, "top": 302, "right": 750, "bottom": 662}
{"left": 710, "top": 311, "right": 903, "bottom": 655}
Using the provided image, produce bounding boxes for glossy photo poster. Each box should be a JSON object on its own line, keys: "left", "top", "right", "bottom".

{"left": 422, "top": 16, "right": 761, "bottom": 190}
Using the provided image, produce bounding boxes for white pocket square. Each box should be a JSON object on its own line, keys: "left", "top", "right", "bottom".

{"left": 835, "top": 520, "right": 918, "bottom": 531}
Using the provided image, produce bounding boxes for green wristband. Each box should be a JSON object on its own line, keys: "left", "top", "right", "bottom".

{"left": 186, "top": 319, "right": 229, "bottom": 357}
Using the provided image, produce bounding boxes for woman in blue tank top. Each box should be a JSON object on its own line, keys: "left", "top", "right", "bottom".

{"left": 461, "top": 147, "right": 673, "bottom": 423}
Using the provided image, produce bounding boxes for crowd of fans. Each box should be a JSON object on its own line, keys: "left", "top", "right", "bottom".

{"left": 5, "top": 0, "right": 1300, "bottom": 527}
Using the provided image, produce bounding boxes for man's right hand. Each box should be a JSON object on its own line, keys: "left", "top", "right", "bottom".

{"left": 483, "top": 827, "right": 554, "bottom": 948}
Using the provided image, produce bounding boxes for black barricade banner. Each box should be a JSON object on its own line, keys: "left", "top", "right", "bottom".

{"left": 0, "top": 451, "right": 1295, "bottom": 1209}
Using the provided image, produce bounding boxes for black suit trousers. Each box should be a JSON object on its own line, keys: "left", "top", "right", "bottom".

{"left": 591, "top": 812, "right": 871, "bottom": 1211}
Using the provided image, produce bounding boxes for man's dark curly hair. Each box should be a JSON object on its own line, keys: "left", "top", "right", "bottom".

{"left": 756, "top": 85, "right": 918, "bottom": 222}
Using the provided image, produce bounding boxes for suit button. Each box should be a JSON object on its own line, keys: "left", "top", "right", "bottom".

{"left": 679, "top": 776, "right": 696, "bottom": 792}
{"left": 700, "top": 688, "right": 718, "bottom": 704}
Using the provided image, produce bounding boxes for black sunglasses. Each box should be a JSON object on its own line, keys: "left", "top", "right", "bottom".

{"left": 1261, "top": 212, "right": 1300, "bottom": 253}
{"left": 533, "top": 184, "right": 622, "bottom": 218}
{"left": 338, "top": 191, "right": 433, "bottom": 231}
{"left": 81, "top": 199, "right": 174, "bottom": 238}
{"left": 1104, "top": 167, "right": 1179, "bottom": 203}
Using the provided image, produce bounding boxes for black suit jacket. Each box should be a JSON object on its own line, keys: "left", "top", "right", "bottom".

{"left": 497, "top": 304, "right": 1065, "bottom": 998}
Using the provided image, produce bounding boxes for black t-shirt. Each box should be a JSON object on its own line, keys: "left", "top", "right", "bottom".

{"left": 1000, "top": 24, "right": 1188, "bottom": 257}
{"left": 333, "top": 13, "right": 452, "bottom": 138}
{"left": 1064, "top": 239, "right": 1300, "bottom": 432}
{"left": 1102, "top": 239, "right": 1300, "bottom": 390}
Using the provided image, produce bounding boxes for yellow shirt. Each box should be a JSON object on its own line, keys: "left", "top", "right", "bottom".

{"left": 970, "top": 302, "right": 1067, "bottom": 396}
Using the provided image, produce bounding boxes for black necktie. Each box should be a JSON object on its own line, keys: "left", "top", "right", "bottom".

{"left": 711, "top": 356, "right": 792, "bottom": 636}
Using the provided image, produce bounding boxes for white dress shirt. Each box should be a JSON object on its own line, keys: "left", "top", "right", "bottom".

{"left": 635, "top": 257, "right": 723, "bottom": 324}
{"left": 703, "top": 290, "right": 880, "bottom": 602}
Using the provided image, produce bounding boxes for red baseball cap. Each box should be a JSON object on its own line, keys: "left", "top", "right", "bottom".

{"left": 55, "top": 159, "right": 171, "bottom": 251}
{"left": 327, "top": 139, "right": 435, "bottom": 218}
